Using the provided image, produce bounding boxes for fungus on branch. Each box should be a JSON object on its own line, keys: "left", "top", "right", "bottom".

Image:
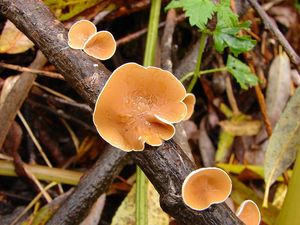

{"left": 236, "top": 200, "right": 261, "bottom": 225}
{"left": 68, "top": 20, "right": 96, "bottom": 49}
{"left": 183, "top": 93, "right": 196, "bottom": 120}
{"left": 68, "top": 20, "right": 116, "bottom": 60}
{"left": 83, "top": 31, "right": 116, "bottom": 60}
{"left": 93, "top": 63, "right": 195, "bottom": 151}
{"left": 182, "top": 167, "right": 232, "bottom": 211}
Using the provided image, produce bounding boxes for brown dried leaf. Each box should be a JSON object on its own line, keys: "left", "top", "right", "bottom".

{"left": 219, "top": 120, "right": 262, "bottom": 136}
{"left": 0, "top": 20, "right": 34, "bottom": 54}
{"left": 266, "top": 52, "right": 291, "bottom": 127}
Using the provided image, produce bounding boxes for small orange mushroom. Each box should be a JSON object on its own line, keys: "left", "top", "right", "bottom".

{"left": 182, "top": 167, "right": 232, "bottom": 211}
{"left": 93, "top": 63, "right": 189, "bottom": 151}
{"left": 68, "top": 20, "right": 96, "bottom": 49}
{"left": 236, "top": 200, "right": 261, "bottom": 225}
{"left": 183, "top": 93, "right": 196, "bottom": 120}
{"left": 83, "top": 31, "right": 116, "bottom": 60}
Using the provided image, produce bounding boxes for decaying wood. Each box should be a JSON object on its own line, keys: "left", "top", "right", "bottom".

{"left": 0, "top": 0, "right": 244, "bottom": 224}
{"left": 0, "top": 51, "right": 47, "bottom": 148}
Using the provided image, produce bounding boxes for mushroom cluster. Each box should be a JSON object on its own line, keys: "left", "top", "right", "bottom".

{"left": 182, "top": 167, "right": 261, "bottom": 225}
{"left": 93, "top": 63, "right": 196, "bottom": 151}
{"left": 68, "top": 20, "right": 116, "bottom": 60}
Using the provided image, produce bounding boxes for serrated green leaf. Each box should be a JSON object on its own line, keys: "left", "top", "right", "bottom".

{"left": 264, "top": 87, "right": 300, "bottom": 207}
{"left": 166, "top": 0, "right": 216, "bottom": 30}
{"left": 213, "top": 22, "right": 256, "bottom": 56}
{"left": 214, "top": 0, "right": 255, "bottom": 56}
{"left": 182, "top": 0, "right": 216, "bottom": 30}
{"left": 226, "top": 55, "right": 258, "bottom": 89}
{"left": 215, "top": 0, "right": 238, "bottom": 27}
{"left": 165, "top": 0, "right": 183, "bottom": 10}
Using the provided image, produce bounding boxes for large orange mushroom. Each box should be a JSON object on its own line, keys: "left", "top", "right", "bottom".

{"left": 93, "top": 63, "right": 194, "bottom": 151}
{"left": 181, "top": 167, "right": 232, "bottom": 211}
{"left": 68, "top": 20, "right": 96, "bottom": 49}
{"left": 236, "top": 200, "right": 261, "bottom": 225}
{"left": 83, "top": 31, "right": 116, "bottom": 60}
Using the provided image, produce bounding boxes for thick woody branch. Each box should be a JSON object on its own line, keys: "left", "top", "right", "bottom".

{"left": 0, "top": 1, "right": 243, "bottom": 224}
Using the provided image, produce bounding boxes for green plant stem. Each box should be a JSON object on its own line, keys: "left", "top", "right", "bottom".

{"left": 187, "top": 32, "right": 207, "bottom": 92}
{"left": 180, "top": 67, "right": 228, "bottom": 83}
{"left": 143, "top": 0, "right": 161, "bottom": 67}
{"left": 136, "top": 1, "right": 161, "bottom": 225}
{"left": 0, "top": 160, "right": 82, "bottom": 185}
{"left": 276, "top": 152, "right": 300, "bottom": 225}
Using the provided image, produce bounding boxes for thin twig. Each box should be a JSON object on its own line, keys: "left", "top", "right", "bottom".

{"left": 17, "top": 111, "right": 53, "bottom": 168}
{"left": 116, "top": 14, "right": 185, "bottom": 46}
{"left": 225, "top": 76, "right": 240, "bottom": 115}
{"left": 0, "top": 62, "right": 64, "bottom": 80}
{"left": 161, "top": 9, "right": 177, "bottom": 71}
{"left": 247, "top": 0, "right": 300, "bottom": 71}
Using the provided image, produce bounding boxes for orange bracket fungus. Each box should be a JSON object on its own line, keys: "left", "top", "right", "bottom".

{"left": 68, "top": 20, "right": 116, "bottom": 60}
{"left": 236, "top": 200, "right": 261, "bottom": 225}
{"left": 93, "top": 63, "right": 195, "bottom": 151}
{"left": 183, "top": 93, "right": 196, "bottom": 120}
{"left": 68, "top": 20, "right": 96, "bottom": 50}
{"left": 181, "top": 167, "right": 232, "bottom": 211}
{"left": 83, "top": 31, "right": 116, "bottom": 60}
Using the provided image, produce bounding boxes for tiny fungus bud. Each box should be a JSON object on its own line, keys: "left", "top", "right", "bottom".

{"left": 236, "top": 200, "right": 261, "bottom": 225}
{"left": 182, "top": 167, "right": 232, "bottom": 211}
{"left": 68, "top": 20, "right": 96, "bottom": 49}
{"left": 183, "top": 93, "right": 196, "bottom": 120}
{"left": 93, "top": 63, "right": 191, "bottom": 151}
{"left": 83, "top": 31, "right": 116, "bottom": 60}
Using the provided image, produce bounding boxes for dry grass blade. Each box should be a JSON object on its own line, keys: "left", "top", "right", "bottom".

{"left": 0, "top": 62, "right": 64, "bottom": 80}
{"left": 9, "top": 182, "right": 57, "bottom": 225}
{"left": 17, "top": 111, "right": 53, "bottom": 168}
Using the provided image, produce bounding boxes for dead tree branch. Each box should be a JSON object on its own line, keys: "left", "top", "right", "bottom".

{"left": 0, "top": 0, "right": 243, "bottom": 224}
{"left": 247, "top": 0, "right": 300, "bottom": 71}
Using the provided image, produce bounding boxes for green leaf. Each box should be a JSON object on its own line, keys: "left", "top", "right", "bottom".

{"left": 165, "top": 0, "right": 216, "bottom": 30}
{"left": 213, "top": 22, "right": 256, "bottom": 56}
{"left": 214, "top": 0, "right": 256, "bottom": 56}
{"left": 264, "top": 87, "right": 300, "bottom": 207}
{"left": 215, "top": 0, "right": 238, "bottom": 27}
{"left": 226, "top": 55, "right": 258, "bottom": 89}
{"left": 165, "top": 0, "right": 183, "bottom": 10}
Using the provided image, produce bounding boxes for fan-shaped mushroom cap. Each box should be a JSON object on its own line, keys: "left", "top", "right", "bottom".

{"left": 236, "top": 200, "right": 261, "bottom": 225}
{"left": 83, "top": 31, "right": 116, "bottom": 60}
{"left": 93, "top": 63, "right": 188, "bottom": 151}
{"left": 183, "top": 93, "right": 196, "bottom": 120}
{"left": 68, "top": 20, "right": 96, "bottom": 49}
{"left": 182, "top": 167, "right": 232, "bottom": 211}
